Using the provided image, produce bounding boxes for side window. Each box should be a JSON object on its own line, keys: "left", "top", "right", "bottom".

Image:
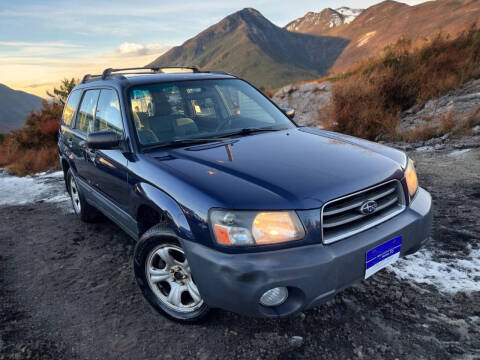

{"left": 75, "top": 90, "right": 100, "bottom": 133}
{"left": 95, "top": 89, "right": 123, "bottom": 135}
{"left": 62, "top": 90, "right": 82, "bottom": 127}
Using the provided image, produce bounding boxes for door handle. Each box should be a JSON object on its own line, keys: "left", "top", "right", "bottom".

{"left": 85, "top": 147, "right": 96, "bottom": 162}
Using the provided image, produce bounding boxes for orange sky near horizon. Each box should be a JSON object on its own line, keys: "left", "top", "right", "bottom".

{"left": 0, "top": 51, "right": 169, "bottom": 98}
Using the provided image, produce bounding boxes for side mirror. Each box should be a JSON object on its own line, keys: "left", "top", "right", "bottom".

{"left": 86, "top": 130, "right": 121, "bottom": 150}
{"left": 282, "top": 107, "right": 295, "bottom": 120}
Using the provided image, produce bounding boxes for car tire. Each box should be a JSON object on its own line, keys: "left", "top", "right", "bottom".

{"left": 66, "top": 169, "right": 99, "bottom": 222}
{"left": 134, "top": 225, "right": 210, "bottom": 323}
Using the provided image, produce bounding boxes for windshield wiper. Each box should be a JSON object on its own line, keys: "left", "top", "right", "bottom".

{"left": 142, "top": 127, "right": 288, "bottom": 152}
{"left": 221, "top": 126, "right": 288, "bottom": 137}
{"left": 142, "top": 137, "right": 232, "bottom": 152}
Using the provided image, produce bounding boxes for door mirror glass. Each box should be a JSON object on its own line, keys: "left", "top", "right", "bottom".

{"left": 86, "top": 130, "right": 121, "bottom": 150}
{"left": 281, "top": 107, "right": 295, "bottom": 120}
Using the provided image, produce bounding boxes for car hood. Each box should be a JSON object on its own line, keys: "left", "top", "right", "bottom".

{"left": 146, "top": 128, "right": 405, "bottom": 210}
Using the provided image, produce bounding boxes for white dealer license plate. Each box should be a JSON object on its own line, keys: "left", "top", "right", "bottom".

{"left": 365, "top": 236, "right": 402, "bottom": 279}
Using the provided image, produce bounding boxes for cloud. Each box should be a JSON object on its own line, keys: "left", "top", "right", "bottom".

{"left": 0, "top": 41, "right": 81, "bottom": 48}
{"left": 0, "top": 42, "right": 171, "bottom": 98}
{"left": 0, "top": 41, "right": 84, "bottom": 58}
{"left": 116, "top": 42, "right": 171, "bottom": 57}
{"left": 25, "top": 82, "right": 59, "bottom": 89}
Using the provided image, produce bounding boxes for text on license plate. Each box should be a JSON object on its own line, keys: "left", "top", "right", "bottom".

{"left": 365, "top": 236, "right": 402, "bottom": 279}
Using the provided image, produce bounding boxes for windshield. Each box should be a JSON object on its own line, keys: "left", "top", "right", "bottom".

{"left": 128, "top": 79, "right": 294, "bottom": 148}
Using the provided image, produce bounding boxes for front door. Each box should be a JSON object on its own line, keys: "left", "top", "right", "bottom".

{"left": 88, "top": 88, "right": 130, "bottom": 213}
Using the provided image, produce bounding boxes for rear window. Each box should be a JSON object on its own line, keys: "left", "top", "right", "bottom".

{"left": 62, "top": 90, "right": 82, "bottom": 127}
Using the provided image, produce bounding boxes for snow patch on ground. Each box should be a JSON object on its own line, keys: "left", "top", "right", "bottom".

{"left": 415, "top": 145, "right": 434, "bottom": 152}
{"left": 390, "top": 247, "right": 480, "bottom": 294}
{"left": 0, "top": 171, "right": 70, "bottom": 210}
{"left": 448, "top": 149, "right": 471, "bottom": 157}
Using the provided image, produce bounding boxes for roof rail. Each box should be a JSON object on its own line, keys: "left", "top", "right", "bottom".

{"left": 81, "top": 66, "right": 233, "bottom": 84}
{"left": 101, "top": 66, "right": 199, "bottom": 79}
{"left": 81, "top": 74, "right": 102, "bottom": 83}
{"left": 204, "top": 70, "right": 233, "bottom": 76}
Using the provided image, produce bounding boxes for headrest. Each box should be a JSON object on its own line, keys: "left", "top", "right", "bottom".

{"left": 152, "top": 92, "right": 172, "bottom": 116}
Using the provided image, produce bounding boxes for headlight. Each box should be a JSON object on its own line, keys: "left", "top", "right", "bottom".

{"left": 405, "top": 158, "right": 419, "bottom": 198}
{"left": 210, "top": 210, "right": 305, "bottom": 246}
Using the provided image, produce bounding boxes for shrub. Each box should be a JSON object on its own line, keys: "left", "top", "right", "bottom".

{"left": 1, "top": 78, "right": 76, "bottom": 176}
{"left": 329, "top": 25, "right": 480, "bottom": 140}
{"left": 0, "top": 101, "right": 63, "bottom": 176}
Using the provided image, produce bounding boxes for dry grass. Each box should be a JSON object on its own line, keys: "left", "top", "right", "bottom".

{"left": 6, "top": 148, "right": 59, "bottom": 176}
{"left": 452, "top": 106, "right": 480, "bottom": 136}
{"left": 328, "top": 25, "right": 480, "bottom": 140}
{"left": 440, "top": 110, "right": 456, "bottom": 135}
{"left": 400, "top": 125, "right": 438, "bottom": 142}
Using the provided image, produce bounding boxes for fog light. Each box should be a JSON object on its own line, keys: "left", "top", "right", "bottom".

{"left": 259, "top": 287, "right": 288, "bottom": 307}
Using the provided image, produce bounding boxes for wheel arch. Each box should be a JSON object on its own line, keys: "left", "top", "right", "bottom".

{"left": 133, "top": 182, "right": 194, "bottom": 241}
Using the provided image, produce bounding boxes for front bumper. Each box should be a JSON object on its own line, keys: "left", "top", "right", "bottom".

{"left": 183, "top": 187, "right": 432, "bottom": 317}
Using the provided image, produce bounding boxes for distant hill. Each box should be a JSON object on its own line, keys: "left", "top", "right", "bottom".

{"left": 285, "top": 0, "right": 480, "bottom": 72}
{"left": 285, "top": 7, "right": 363, "bottom": 34}
{"left": 0, "top": 84, "right": 43, "bottom": 133}
{"left": 148, "top": 8, "right": 349, "bottom": 89}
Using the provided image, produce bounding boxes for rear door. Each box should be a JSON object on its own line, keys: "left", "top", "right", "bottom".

{"left": 71, "top": 89, "right": 100, "bottom": 183}
{"left": 89, "top": 88, "right": 130, "bottom": 212}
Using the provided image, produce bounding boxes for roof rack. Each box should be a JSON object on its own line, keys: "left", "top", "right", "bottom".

{"left": 102, "top": 66, "right": 198, "bottom": 79}
{"left": 81, "top": 66, "right": 233, "bottom": 84}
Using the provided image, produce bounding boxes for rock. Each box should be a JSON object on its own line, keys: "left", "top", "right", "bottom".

{"left": 397, "top": 79, "right": 480, "bottom": 135}
{"left": 289, "top": 336, "right": 304, "bottom": 347}
{"left": 473, "top": 125, "right": 480, "bottom": 134}
{"left": 272, "top": 81, "right": 332, "bottom": 127}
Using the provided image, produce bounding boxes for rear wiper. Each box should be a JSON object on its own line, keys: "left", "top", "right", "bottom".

{"left": 142, "top": 137, "right": 232, "bottom": 152}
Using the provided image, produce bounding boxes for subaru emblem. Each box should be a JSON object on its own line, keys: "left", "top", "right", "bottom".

{"left": 360, "top": 200, "right": 378, "bottom": 215}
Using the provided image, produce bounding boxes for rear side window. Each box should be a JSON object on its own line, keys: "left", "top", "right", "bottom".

{"left": 95, "top": 89, "right": 123, "bottom": 135}
{"left": 62, "top": 90, "right": 82, "bottom": 127}
{"left": 75, "top": 90, "right": 100, "bottom": 133}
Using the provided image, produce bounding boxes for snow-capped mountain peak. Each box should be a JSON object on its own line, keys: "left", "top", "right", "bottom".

{"left": 285, "top": 7, "right": 364, "bottom": 33}
{"left": 335, "top": 7, "right": 364, "bottom": 24}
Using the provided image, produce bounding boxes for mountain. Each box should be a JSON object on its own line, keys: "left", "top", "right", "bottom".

{"left": 285, "top": 0, "right": 480, "bottom": 72}
{"left": 148, "top": 8, "right": 348, "bottom": 89}
{"left": 0, "top": 84, "right": 43, "bottom": 133}
{"left": 285, "top": 7, "right": 363, "bottom": 34}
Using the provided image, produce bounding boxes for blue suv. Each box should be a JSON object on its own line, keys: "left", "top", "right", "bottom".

{"left": 58, "top": 67, "right": 432, "bottom": 322}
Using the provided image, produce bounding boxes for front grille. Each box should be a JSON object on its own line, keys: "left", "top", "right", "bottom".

{"left": 321, "top": 180, "right": 406, "bottom": 244}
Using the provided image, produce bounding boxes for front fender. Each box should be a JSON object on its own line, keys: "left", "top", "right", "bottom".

{"left": 132, "top": 182, "right": 194, "bottom": 241}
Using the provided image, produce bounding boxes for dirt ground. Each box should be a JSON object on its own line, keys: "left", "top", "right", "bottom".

{"left": 1, "top": 138, "right": 479, "bottom": 360}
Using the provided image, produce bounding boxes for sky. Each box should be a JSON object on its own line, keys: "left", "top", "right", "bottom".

{"left": 0, "top": 0, "right": 430, "bottom": 97}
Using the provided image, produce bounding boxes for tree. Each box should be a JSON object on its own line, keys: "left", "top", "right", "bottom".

{"left": 46, "top": 78, "right": 78, "bottom": 104}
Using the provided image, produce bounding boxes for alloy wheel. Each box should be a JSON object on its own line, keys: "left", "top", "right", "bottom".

{"left": 145, "top": 244, "right": 203, "bottom": 313}
{"left": 70, "top": 177, "right": 81, "bottom": 214}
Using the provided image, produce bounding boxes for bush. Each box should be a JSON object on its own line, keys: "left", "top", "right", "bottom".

{"left": 329, "top": 25, "right": 480, "bottom": 140}
{"left": 0, "top": 101, "right": 63, "bottom": 176}
{"left": 1, "top": 78, "right": 76, "bottom": 176}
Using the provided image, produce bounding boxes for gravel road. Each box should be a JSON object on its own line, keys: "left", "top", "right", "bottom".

{"left": 1, "top": 138, "right": 479, "bottom": 360}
